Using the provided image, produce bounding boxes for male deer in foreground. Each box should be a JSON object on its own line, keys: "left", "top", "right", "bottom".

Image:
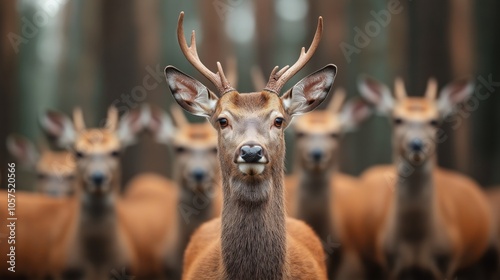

{"left": 283, "top": 89, "right": 371, "bottom": 277}
{"left": 7, "top": 134, "right": 76, "bottom": 196}
{"left": 338, "top": 77, "right": 494, "bottom": 279}
{"left": 168, "top": 11, "right": 332, "bottom": 279}
{"left": 40, "top": 107, "right": 145, "bottom": 279}
{"left": 122, "top": 104, "right": 223, "bottom": 279}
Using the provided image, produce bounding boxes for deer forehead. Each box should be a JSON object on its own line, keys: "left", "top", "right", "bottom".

{"left": 393, "top": 97, "right": 438, "bottom": 121}
{"left": 174, "top": 123, "right": 218, "bottom": 148}
{"left": 37, "top": 151, "right": 75, "bottom": 175}
{"left": 294, "top": 111, "right": 340, "bottom": 133}
{"left": 216, "top": 91, "right": 286, "bottom": 119}
{"left": 74, "top": 129, "right": 120, "bottom": 153}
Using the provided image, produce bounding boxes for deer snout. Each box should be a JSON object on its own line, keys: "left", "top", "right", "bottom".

{"left": 90, "top": 172, "right": 106, "bottom": 187}
{"left": 408, "top": 138, "right": 424, "bottom": 152}
{"left": 191, "top": 168, "right": 206, "bottom": 183}
{"left": 240, "top": 145, "right": 263, "bottom": 163}
{"left": 309, "top": 149, "right": 323, "bottom": 163}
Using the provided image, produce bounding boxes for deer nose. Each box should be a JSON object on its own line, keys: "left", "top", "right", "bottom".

{"left": 90, "top": 172, "right": 106, "bottom": 187}
{"left": 409, "top": 138, "right": 424, "bottom": 152}
{"left": 191, "top": 168, "right": 206, "bottom": 182}
{"left": 240, "top": 145, "right": 263, "bottom": 163}
{"left": 310, "top": 149, "right": 323, "bottom": 162}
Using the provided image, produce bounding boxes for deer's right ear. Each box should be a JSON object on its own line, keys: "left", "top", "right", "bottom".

{"left": 165, "top": 66, "right": 219, "bottom": 118}
{"left": 39, "top": 110, "right": 76, "bottom": 148}
{"left": 357, "top": 75, "right": 394, "bottom": 114}
{"left": 7, "top": 134, "right": 40, "bottom": 169}
{"left": 146, "top": 105, "right": 176, "bottom": 144}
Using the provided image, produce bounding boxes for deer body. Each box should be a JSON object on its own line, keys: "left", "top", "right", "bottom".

{"left": 168, "top": 11, "right": 334, "bottom": 280}
{"left": 340, "top": 77, "right": 495, "bottom": 279}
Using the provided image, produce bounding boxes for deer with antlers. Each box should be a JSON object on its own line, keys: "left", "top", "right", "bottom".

{"left": 166, "top": 12, "right": 334, "bottom": 279}
{"left": 337, "top": 77, "right": 495, "bottom": 279}
{"left": 39, "top": 106, "right": 146, "bottom": 279}
{"left": 6, "top": 134, "right": 76, "bottom": 197}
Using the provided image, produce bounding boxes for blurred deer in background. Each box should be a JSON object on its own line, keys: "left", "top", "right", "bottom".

{"left": 338, "top": 77, "right": 495, "bottom": 280}
{"left": 170, "top": 11, "right": 333, "bottom": 279}
{"left": 6, "top": 134, "right": 76, "bottom": 196}
{"left": 283, "top": 89, "right": 371, "bottom": 278}
{"left": 135, "top": 105, "right": 222, "bottom": 279}
{"left": 40, "top": 106, "right": 146, "bottom": 279}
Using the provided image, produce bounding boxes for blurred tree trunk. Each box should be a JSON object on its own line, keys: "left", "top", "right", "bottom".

{"left": 408, "top": 0, "right": 454, "bottom": 168}
{"left": 449, "top": 0, "right": 474, "bottom": 175}
{"left": 0, "top": 1, "right": 17, "bottom": 187}
{"left": 255, "top": 0, "right": 275, "bottom": 79}
{"left": 100, "top": 0, "right": 139, "bottom": 186}
{"left": 473, "top": 0, "right": 500, "bottom": 186}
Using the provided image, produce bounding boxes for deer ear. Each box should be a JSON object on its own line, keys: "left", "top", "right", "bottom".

{"left": 357, "top": 75, "right": 394, "bottom": 114}
{"left": 39, "top": 110, "right": 76, "bottom": 148}
{"left": 339, "top": 98, "right": 372, "bottom": 132}
{"left": 281, "top": 64, "right": 337, "bottom": 116}
{"left": 437, "top": 78, "right": 474, "bottom": 118}
{"left": 117, "top": 106, "right": 149, "bottom": 147}
{"left": 7, "top": 134, "right": 40, "bottom": 169}
{"left": 146, "top": 104, "right": 176, "bottom": 144}
{"left": 165, "top": 66, "right": 219, "bottom": 118}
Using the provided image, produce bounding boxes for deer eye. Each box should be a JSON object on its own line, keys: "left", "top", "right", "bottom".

{"left": 110, "top": 150, "right": 120, "bottom": 157}
{"left": 330, "top": 133, "right": 340, "bottom": 138}
{"left": 66, "top": 174, "right": 76, "bottom": 180}
{"left": 274, "top": 117, "right": 284, "bottom": 128}
{"left": 211, "top": 147, "right": 218, "bottom": 154}
{"left": 430, "top": 119, "right": 439, "bottom": 127}
{"left": 37, "top": 173, "right": 47, "bottom": 180}
{"left": 296, "top": 132, "right": 306, "bottom": 138}
{"left": 393, "top": 118, "right": 403, "bottom": 125}
{"left": 218, "top": 118, "right": 228, "bottom": 128}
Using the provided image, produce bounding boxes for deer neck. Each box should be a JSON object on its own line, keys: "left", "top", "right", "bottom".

{"left": 393, "top": 155, "right": 436, "bottom": 242}
{"left": 220, "top": 159, "right": 288, "bottom": 280}
{"left": 295, "top": 164, "right": 335, "bottom": 239}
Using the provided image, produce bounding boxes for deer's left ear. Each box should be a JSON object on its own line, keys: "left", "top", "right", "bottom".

{"left": 165, "top": 66, "right": 219, "bottom": 118}
{"left": 281, "top": 64, "right": 337, "bottom": 116}
{"left": 437, "top": 78, "right": 474, "bottom": 118}
{"left": 339, "top": 98, "right": 372, "bottom": 132}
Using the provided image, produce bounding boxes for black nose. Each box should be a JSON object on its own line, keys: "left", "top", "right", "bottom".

{"left": 240, "top": 145, "right": 263, "bottom": 163}
{"left": 409, "top": 138, "right": 424, "bottom": 152}
{"left": 91, "top": 173, "right": 106, "bottom": 186}
{"left": 310, "top": 149, "right": 323, "bottom": 162}
{"left": 191, "top": 168, "right": 206, "bottom": 182}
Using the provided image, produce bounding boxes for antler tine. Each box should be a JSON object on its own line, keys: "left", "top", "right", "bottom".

{"left": 327, "top": 88, "right": 346, "bottom": 113}
{"left": 394, "top": 77, "right": 407, "bottom": 101}
{"left": 177, "top": 12, "right": 234, "bottom": 94}
{"left": 425, "top": 78, "right": 438, "bottom": 100}
{"left": 265, "top": 16, "right": 323, "bottom": 94}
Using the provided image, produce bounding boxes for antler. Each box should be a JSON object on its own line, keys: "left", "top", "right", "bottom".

{"left": 394, "top": 77, "right": 407, "bottom": 101}
{"left": 425, "top": 78, "right": 438, "bottom": 100}
{"left": 177, "top": 12, "right": 234, "bottom": 94}
{"left": 264, "top": 16, "right": 323, "bottom": 94}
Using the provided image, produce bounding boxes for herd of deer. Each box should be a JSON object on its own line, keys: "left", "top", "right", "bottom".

{"left": 1, "top": 12, "right": 500, "bottom": 280}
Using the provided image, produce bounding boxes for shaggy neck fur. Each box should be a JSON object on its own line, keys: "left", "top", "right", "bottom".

{"left": 220, "top": 156, "right": 288, "bottom": 280}
{"left": 393, "top": 156, "right": 435, "bottom": 242}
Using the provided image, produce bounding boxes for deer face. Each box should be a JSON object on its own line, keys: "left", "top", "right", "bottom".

{"left": 359, "top": 76, "right": 474, "bottom": 165}
{"left": 292, "top": 89, "right": 371, "bottom": 172}
{"left": 40, "top": 106, "right": 146, "bottom": 195}
{"left": 148, "top": 106, "right": 220, "bottom": 193}
{"left": 7, "top": 134, "right": 76, "bottom": 196}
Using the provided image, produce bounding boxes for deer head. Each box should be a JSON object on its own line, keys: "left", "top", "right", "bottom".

{"left": 7, "top": 134, "right": 76, "bottom": 196}
{"left": 40, "top": 106, "right": 147, "bottom": 195}
{"left": 147, "top": 105, "right": 219, "bottom": 193}
{"left": 166, "top": 12, "right": 336, "bottom": 203}
{"left": 292, "top": 88, "right": 371, "bottom": 173}
{"left": 358, "top": 76, "right": 474, "bottom": 165}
